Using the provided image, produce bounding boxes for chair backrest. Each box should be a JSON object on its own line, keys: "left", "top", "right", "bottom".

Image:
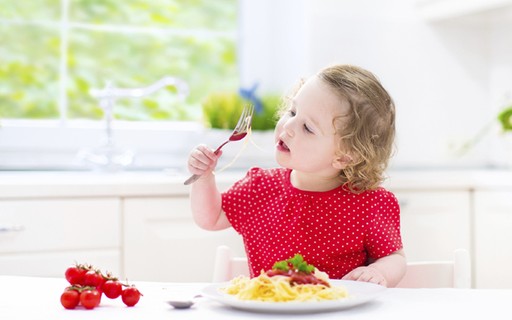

{"left": 396, "top": 248, "right": 471, "bottom": 288}
{"left": 212, "top": 245, "right": 250, "bottom": 282}
{"left": 212, "top": 245, "right": 471, "bottom": 288}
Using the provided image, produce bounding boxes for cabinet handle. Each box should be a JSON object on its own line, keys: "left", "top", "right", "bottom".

{"left": 0, "top": 224, "right": 25, "bottom": 233}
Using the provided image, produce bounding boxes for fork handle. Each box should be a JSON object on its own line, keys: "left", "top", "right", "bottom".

{"left": 183, "top": 173, "right": 202, "bottom": 185}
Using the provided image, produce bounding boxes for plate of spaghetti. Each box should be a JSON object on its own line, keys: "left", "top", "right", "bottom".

{"left": 202, "top": 254, "right": 386, "bottom": 313}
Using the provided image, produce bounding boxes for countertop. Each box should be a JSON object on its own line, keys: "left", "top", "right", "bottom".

{"left": 0, "top": 169, "right": 511, "bottom": 198}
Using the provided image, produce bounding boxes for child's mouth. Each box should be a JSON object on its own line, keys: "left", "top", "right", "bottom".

{"left": 277, "top": 140, "right": 290, "bottom": 152}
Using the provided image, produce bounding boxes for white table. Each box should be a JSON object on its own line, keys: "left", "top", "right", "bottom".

{"left": 1, "top": 276, "right": 509, "bottom": 319}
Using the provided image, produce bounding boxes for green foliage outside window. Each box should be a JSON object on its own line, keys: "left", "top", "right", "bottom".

{"left": 0, "top": 0, "right": 239, "bottom": 121}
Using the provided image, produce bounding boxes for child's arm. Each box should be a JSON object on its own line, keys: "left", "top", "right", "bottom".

{"left": 187, "top": 145, "right": 231, "bottom": 230}
{"left": 341, "top": 249, "right": 406, "bottom": 287}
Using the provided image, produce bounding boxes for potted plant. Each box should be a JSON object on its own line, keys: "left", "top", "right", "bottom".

{"left": 201, "top": 92, "right": 281, "bottom": 131}
{"left": 200, "top": 89, "right": 282, "bottom": 170}
{"left": 498, "top": 106, "right": 512, "bottom": 132}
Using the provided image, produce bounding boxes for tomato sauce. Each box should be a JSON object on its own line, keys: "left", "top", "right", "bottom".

{"left": 265, "top": 269, "right": 330, "bottom": 287}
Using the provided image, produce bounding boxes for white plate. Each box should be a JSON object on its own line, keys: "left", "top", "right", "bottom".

{"left": 201, "top": 280, "right": 386, "bottom": 313}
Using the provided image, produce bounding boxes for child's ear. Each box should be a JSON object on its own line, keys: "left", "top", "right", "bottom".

{"left": 332, "top": 154, "right": 353, "bottom": 169}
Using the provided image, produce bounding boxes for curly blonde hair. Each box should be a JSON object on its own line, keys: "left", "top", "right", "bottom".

{"left": 319, "top": 65, "right": 395, "bottom": 192}
{"left": 280, "top": 65, "right": 396, "bottom": 192}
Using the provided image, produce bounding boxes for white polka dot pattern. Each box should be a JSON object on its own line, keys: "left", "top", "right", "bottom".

{"left": 222, "top": 167, "right": 403, "bottom": 279}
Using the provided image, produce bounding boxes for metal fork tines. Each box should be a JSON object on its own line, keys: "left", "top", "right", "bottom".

{"left": 184, "top": 105, "right": 254, "bottom": 185}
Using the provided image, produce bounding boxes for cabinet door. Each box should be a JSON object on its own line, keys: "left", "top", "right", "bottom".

{"left": 123, "top": 197, "right": 245, "bottom": 282}
{"left": 0, "top": 198, "right": 120, "bottom": 252}
{"left": 394, "top": 191, "right": 471, "bottom": 262}
{"left": 474, "top": 190, "right": 512, "bottom": 288}
{"left": 0, "top": 198, "right": 121, "bottom": 276}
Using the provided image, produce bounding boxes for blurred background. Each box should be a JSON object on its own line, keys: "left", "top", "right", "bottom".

{"left": 1, "top": 0, "right": 512, "bottom": 171}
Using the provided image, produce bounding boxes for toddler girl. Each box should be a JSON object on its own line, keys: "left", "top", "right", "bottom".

{"left": 186, "top": 64, "right": 406, "bottom": 287}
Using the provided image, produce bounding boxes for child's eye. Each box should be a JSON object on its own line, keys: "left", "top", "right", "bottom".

{"left": 304, "top": 124, "right": 313, "bottom": 134}
{"left": 288, "top": 109, "right": 296, "bottom": 117}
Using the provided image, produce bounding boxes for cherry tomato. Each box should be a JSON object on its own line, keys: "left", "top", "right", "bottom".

{"left": 60, "top": 289, "right": 80, "bottom": 309}
{"left": 80, "top": 289, "right": 101, "bottom": 310}
{"left": 121, "top": 286, "right": 142, "bottom": 307}
{"left": 83, "top": 270, "right": 105, "bottom": 288}
{"left": 102, "top": 280, "right": 122, "bottom": 299}
{"left": 65, "top": 266, "right": 87, "bottom": 285}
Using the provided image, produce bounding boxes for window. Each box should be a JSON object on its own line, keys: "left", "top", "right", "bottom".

{"left": 1, "top": 0, "right": 238, "bottom": 121}
{"left": 0, "top": 0, "right": 239, "bottom": 170}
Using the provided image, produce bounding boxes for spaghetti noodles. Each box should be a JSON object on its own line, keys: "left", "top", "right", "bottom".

{"left": 222, "top": 270, "right": 348, "bottom": 302}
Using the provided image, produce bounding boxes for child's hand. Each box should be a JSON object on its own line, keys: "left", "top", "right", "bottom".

{"left": 341, "top": 266, "right": 387, "bottom": 287}
{"left": 187, "top": 144, "right": 222, "bottom": 177}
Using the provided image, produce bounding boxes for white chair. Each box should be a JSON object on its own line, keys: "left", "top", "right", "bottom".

{"left": 212, "top": 245, "right": 250, "bottom": 282}
{"left": 396, "top": 248, "right": 471, "bottom": 288}
{"left": 212, "top": 245, "right": 471, "bottom": 288}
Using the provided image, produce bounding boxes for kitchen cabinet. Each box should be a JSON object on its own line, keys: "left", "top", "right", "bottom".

{"left": 393, "top": 190, "right": 471, "bottom": 262}
{"left": 474, "top": 190, "right": 512, "bottom": 288}
{"left": 123, "top": 196, "right": 245, "bottom": 282}
{"left": 0, "top": 198, "right": 121, "bottom": 277}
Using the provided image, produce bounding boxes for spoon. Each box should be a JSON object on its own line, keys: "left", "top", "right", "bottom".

{"left": 167, "top": 295, "right": 202, "bottom": 309}
{"left": 167, "top": 300, "right": 195, "bottom": 309}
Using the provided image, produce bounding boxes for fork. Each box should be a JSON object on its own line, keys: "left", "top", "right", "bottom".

{"left": 183, "top": 105, "right": 254, "bottom": 185}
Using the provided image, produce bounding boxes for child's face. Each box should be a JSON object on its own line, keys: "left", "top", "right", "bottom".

{"left": 274, "top": 76, "right": 349, "bottom": 175}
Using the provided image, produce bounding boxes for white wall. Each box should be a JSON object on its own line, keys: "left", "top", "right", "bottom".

{"left": 241, "top": 0, "right": 512, "bottom": 170}
{"left": 239, "top": 0, "right": 307, "bottom": 93}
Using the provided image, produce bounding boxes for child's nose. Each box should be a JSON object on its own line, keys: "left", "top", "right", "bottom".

{"left": 282, "top": 119, "right": 296, "bottom": 137}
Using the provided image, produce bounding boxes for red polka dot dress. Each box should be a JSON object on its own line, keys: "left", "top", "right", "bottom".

{"left": 222, "top": 167, "right": 403, "bottom": 279}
